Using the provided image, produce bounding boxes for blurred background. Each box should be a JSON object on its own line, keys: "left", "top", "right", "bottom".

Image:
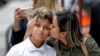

{"left": 0, "top": 0, "right": 93, "bottom": 56}
{"left": 0, "top": 0, "right": 32, "bottom": 56}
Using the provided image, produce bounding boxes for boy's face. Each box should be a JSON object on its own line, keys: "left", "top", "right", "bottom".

{"left": 31, "top": 18, "right": 51, "bottom": 41}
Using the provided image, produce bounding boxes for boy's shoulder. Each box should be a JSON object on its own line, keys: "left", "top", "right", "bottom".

{"left": 46, "top": 44, "right": 56, "bottom": 56}
{"left": 6, "top": 39, "right": 27, "bottom": 56}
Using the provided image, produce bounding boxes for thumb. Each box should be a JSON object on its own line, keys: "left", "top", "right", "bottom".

{"left": 15, "top": 8, "right": 20, "bottom": 12}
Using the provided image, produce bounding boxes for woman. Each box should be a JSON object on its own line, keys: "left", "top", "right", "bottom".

{"left": 48, "top": 10, "right": 100, "bottom": 56}
{"left": 6, "top": 7, "right": 56, "bottom": 56}
{"left": 11, "top": 0, "right": 63, "bottom": 46}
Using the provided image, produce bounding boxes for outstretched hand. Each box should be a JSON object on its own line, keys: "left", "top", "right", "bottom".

{"left": 13, "top": 8, "right": 27, "bottom": 31}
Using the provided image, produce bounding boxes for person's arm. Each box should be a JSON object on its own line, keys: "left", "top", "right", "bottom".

{"left": 85, "top": 37, "right": 100, "bottom": 56}
{"left": 11, "top": 19, "right": 27, "bottom": 46}
{"left": 11, "top": 28, "right": 25, "bottom": 46}
{"left": 6, "top": 44, "right": 21, "bottom": 56}
{"left": 10, "top": 8, "right": 27, "bottom": 46}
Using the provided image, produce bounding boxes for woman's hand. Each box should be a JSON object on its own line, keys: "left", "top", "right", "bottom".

{"left": 13, "top": 8, "right": 26, "bottom": 31}
{"left": 23, "top": 16, "right": 37, "bottom": 40}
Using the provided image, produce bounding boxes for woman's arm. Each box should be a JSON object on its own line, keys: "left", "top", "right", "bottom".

{"left": 11, "top": 19, "right": 27, "bottom": 46}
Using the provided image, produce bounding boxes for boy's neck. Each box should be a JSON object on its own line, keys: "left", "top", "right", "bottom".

{"left": 30, "top": 36, "right": 44, "bottom": 48}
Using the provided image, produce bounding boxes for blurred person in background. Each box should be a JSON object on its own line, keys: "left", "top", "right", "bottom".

{"left": 11, "top": 0, "right": 63, "bottom": 46}
{"left": 89, "top": 1, "right": 100, "bottom": 47}
{"left": 0, "top": 0, "right": 8, "bottom": 7}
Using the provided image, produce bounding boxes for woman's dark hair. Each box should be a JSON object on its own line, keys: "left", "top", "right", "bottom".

{"left": 56, "top": 10, "right": 82, "bottom": 47}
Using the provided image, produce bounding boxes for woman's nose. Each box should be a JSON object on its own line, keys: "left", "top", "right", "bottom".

{"left": 50, "top": 24, "right": 52, "bottom": 28}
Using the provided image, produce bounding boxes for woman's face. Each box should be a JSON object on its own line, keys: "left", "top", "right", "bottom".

{"left": 31, "top": 18, "right": 51, "bottom": 42}
{"left": 50, "top": 15, "right": 61, "bottom": 39}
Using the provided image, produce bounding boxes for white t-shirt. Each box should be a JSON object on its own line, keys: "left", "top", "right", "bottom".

{"left": 6, "top": 37, "right": 56, "bottom": 56}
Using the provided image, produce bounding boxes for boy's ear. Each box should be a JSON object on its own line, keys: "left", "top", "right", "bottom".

{"left": 61, "top": 31, "right": 67, "bottom": 38}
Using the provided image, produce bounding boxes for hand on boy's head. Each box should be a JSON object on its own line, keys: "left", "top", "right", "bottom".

{"left": 27, "top": 15, "right": 37, "bottom": 22}
{"left": 24, "top": 16, "right": 37, "bottom": 40}
{"left": 27, "top": 16, "right": 37, "bottom": 33}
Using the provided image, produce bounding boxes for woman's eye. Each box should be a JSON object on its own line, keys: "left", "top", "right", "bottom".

{"left": 44, "top": 26, "right": 50, "bottom": 30}
{"left": 50, "top": 24, "right": 55, "bottom": 28}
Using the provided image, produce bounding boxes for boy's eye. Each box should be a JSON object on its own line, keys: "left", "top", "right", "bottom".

{"left": 35, "top": 24, "right": 40, "bottom": 27}
{"left": 44, "top": 26, "right": 50, "bottom": 30}
{"left": 35, "top": 24, "right": 50, "bottom": 30}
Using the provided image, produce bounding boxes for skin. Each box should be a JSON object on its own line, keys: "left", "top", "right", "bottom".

{"left": 13, "top": 0, "right": 39, "bottom": 32}
{"left": 50, "top": 15, "right": 61, "bottom": 39}
{"left": 13, "top": 8, "right": 25, "bottom": 31}
{"left": 50, "top": 15, "right": 67, "bottom": 46}
{"left": 13, "top": 0, "right": 63, "bottom": 41}
{"left": 30, "top": 17, "right": 51, "bottom": 48}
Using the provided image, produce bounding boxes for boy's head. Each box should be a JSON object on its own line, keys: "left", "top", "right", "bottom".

{"left": 30, "top": 7, "right": 53, "bottom": 41}
{"left": 31, "top": 7, "right": 53, "bottom": 23}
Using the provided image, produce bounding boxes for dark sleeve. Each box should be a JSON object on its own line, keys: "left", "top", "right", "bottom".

{"left": 11, "top": 29, "right": 25, "bottom": 46}
{"left": 11, "top": 19, "right": 27, "bottom": 46}
{"left": 85, "top": 37, "right": 100, "bottom": 56}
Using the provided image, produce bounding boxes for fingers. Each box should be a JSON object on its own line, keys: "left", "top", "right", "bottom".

{"left": 24, "top": 16, "right": 37, "bottom": 40}
{"left": 27, "top": 15, "right": 37, "bottom": 22}
{"left": 27, "top": 16, "right": 37, "bottom": 27}
{"left": 14, "top": 8, "right": 26, "bottom": 21}
{"left": 14, "top": 8, "right": 21, "bottom": 15}
{"left": 31, "top": 16, "right": 37, "bottom": 22}
{"left": 15, "top": 8, "right": 20, "bottom": 12}
{"left": 27, "top": 16, "right": 37, "bottom": 32}
{"left": 15, "top": 8, "right": 26, "bottom": 15}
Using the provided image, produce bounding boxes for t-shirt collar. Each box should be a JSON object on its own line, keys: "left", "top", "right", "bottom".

{"left": 26, "top": 37, "right": 47, "bottom": 54}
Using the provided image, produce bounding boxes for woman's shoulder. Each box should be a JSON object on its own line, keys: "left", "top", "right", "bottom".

{"left": 85, "top": 35, "right": 98, "bottom": 47}
{"left": 82, "top": 34, "right": 95, "bottom": 43}
{"left": 82, "top": 34, "right": 96, "bottom": 45}
{"left": 83, "top": 34, "right": 100, "bottom": 56}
